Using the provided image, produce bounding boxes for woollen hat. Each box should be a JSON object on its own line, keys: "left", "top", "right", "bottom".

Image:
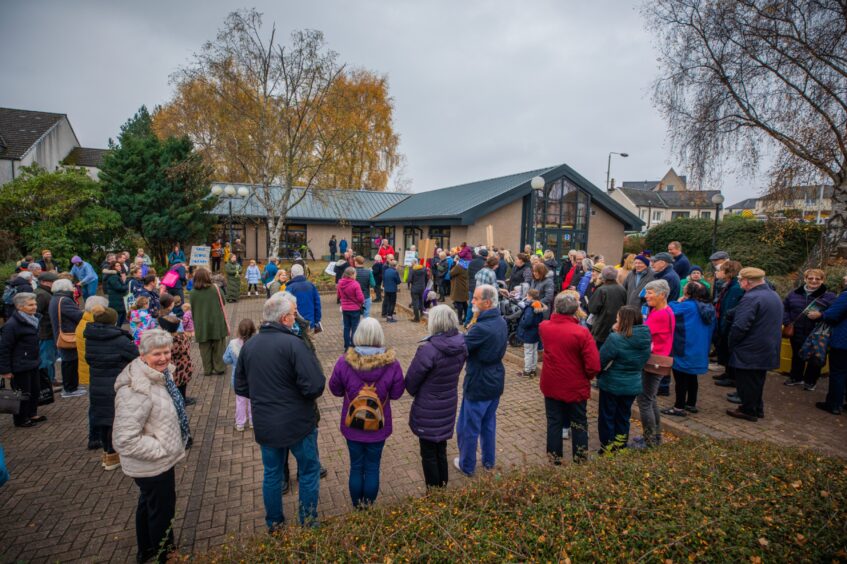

{"left": 157, "top": 315, "right": 181, "bottom": 333}
{"left": 739, "top": 267, "right": 766, "bottom": 280}
{"left": 478, "top": 248, "right": 489, "bottom": 257}
{"left": 690, "top": 265, "right": 703, "bottom": 274}
{"left": 93, "top": 307, "right": 118, "bottom": 326}
{"left": 71, "top": 256, "right": 82, "bottom": 264}
{"left": 634, "top": 254, "right": 651, "bottom": 266}
{"left": 653, "top": 252, "right": 674, "bottom": 263}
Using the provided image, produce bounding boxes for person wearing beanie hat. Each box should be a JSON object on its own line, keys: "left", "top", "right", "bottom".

{"left": 84, "top": 306, "right": 138, "bottom": 471}
{"left": 726, "top": 266, "right": 783, "bottom": 422}
{"left": 70, "top": 257, "right": 99, "bottom": 300}
{"left": 681, "top": 265, "right": 711, "bottom": 295}
{"left": 623, "top": 254, "right": 655, "bottom": 311}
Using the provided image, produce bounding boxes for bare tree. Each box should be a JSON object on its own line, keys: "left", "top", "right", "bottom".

{"left": 169, "top": 9, "right": 355, "bottom": 257}
{"left": 642, "top": 0, "right": 847, "bottom": 255}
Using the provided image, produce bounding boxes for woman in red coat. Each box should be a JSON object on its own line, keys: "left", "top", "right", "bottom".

{"left": 538, "top": 291, "right": 600, "bottom": 463}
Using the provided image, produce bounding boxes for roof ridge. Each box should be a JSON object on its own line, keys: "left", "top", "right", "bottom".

{"left": 415, "top": 165, "right": 560, "bottom": 195}
{"left": 211, "top": 182, "right": 406, "bottom": 196}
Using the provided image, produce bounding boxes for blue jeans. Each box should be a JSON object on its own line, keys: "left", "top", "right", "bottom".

{"left": 346, "top": 439, "right": 385, "bottom": 508}
{"left": 464, "top": 290, "right": 474, "bottom": 324}
{"left": 456, "top": 397, "right": 499, "bottom": 475}
{"left": 39, "top": 339, "right": 57, "bottom": 382}
{"left": 597, "top": 390, "right": 636, "bottom": 449}
{"left": 363, "top": 298, "right": 372, "bottom": 319}
{"left": 260, "top": 429, "right": 320, "bottom": 529}
{"left": 342, "top": 311, "right": 361, "bottom": 349}
{"left": 825, "top": 347, "right": 847, "bottom": 411}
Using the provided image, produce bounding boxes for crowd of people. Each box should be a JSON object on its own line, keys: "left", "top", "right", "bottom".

{"left": 2, "top": 237, "right": 847, "bottom": 562}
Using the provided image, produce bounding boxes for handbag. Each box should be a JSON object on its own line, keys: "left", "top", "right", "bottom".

{"left": 800, "top": 323, "right": 831, "bottom": 367}
{"left": 56, "top": 298, "right": 77, "bottom": 350}
{"left": 37, "top": 371, "right": 54, "bottom": 406}
{"left": 644, "top": 353, "right": 674, "bottom": 376}
{"left": 783, "top": 298, "right": 819, "bottom": 339}
{"left": 161, "top": 268, "right": 180, "bottom": 288}
{"left": 0, "top": 379, "right": 23, "bottom": 415}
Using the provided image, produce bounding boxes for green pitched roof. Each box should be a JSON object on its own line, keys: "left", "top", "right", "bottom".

{"left": 374, "top": 163, "right": 643, "bottom": 231}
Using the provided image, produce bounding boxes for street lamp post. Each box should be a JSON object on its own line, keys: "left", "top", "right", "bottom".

{"left": 711, "top": 193, "right": 725, "bottom": 255}
{"left": 210, "top": 184, "right": 250, "bottom": 245}
{"left": 606, "top": 152, "right": 629, "bottom": 191}
{"left": 530, "top": 176, "right": 545, "bottom": 251}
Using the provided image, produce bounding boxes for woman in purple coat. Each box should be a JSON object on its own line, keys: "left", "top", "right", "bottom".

{"left": 405, "top": 304, "right": 468, "bottom": 488}
{"left": 329, "top": 318, "right": 404, "bottom": 509}
{"left": 782, "top": 268, "right": 835, "bottom": 390}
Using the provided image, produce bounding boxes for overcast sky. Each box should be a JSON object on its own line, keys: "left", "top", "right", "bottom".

{"left": 1, "top": 0, "right": 759, "bottom": 203}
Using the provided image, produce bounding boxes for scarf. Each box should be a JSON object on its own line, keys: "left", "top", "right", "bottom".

{"left": 19, "top": 311, "right": 40, "bottom": 329}
{"left": 162, "top": 368, "right": 191, "bottom": 446}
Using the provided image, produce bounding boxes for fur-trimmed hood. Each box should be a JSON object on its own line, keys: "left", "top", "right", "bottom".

{"left": 344, "top": 347, "right": 397, "bottom": 375}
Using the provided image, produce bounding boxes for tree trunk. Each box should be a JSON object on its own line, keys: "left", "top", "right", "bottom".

{"left": 825, "top": 178, "right": 847, "bottom": 259}
{"left": 270, "top": 216, "right": 285, "bottom": 260}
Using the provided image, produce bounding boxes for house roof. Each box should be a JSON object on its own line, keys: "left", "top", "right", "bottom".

{"left": 210, "top": 184, "right": 409, "bottom": 223}
{"left": 621, "top": 180, "right": 659, "bottom": 191}
{"left": 618, "top": 188, "right": 722, "bottom": 209}
{"left": 727, "top": 197, "right": 759, "bottom": 210}
{"left": 373, "top": 163, "right": 643, "bottom": 231}
{"left": 63, "top": 147, "right": 108, "bottom": 168}
{"left": 759, "top": 184, "right": 834, "bottom": 201}
{"left": 0, "top": 108, "right": 68, "bottom": 160}
{"left": 372, "top": 166, "right": 558, "bottom": 223}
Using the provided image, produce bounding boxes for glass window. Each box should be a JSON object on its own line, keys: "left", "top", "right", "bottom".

{"left": 671, "top": 211, "right": 690, "bottom": 219}
{"left": 404, "top": 227, "right": 421, "bottom": 250}
{"left": 280, "top": 224, "right": 307, "bottom": 258}
{"left": 429, "top": 226, "right": 451, "bottom": 251}
{"left": 652, "top": 210, "right": 663, "bottom": 221}
{"left": 351, "top": 226, "right": 372, "bottom": 257}
{"left": 700, "top": 210, "right": 711, "bottom": 219}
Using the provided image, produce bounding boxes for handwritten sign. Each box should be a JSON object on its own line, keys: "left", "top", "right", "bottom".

{"left": 189, "top": 245, "right": 210, "bottom": 267}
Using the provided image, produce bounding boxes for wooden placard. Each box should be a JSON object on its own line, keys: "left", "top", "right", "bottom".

{"left": 419, "top": 238, "right": 436, "bottom": 263}
{"left": 486, "top": 224, "right": 494, "bottom": 249}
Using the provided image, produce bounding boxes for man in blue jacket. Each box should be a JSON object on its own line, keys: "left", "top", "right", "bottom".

{"left": 454, "top": 284, "right": 507, "bottom": 476}
{"left": 726, "top": 267, "right": 783, "bottom": 422}
{"left": 285, "top": 264, "right": 321, "bottom": 329}
{"left": 821, "top": 274, "right": 847, "bottom": 414}
{"left": 262, "top": 257, "right": 279, "bottom": 298}
{"left": 70, "top": 256, "right": 98, "bottom": 300}
{"left": 668, "top": 241, "right": 691, "bottom": 279}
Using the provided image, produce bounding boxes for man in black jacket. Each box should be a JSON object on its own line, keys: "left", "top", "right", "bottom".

{"left": 235, "top": 292, "right": 325, "bottom": 530}
{"left": 726, "top": 267, "right": 783, "bottom": 422}
{"left": 35, "top": 272, "right": 58, "bottom": 385}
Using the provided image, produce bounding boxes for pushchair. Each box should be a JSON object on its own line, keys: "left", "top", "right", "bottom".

{"left": 497, "top": 281, "right": 524, "bottom": 347}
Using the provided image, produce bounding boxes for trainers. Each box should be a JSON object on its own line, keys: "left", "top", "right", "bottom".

{"left": 236, "top": 424, "right": 245, "bottom": 432}
{"left": 783, "top": 379, "right": 803, "bottom": 387}
{"left": 61, "top": 389, "right": 87, "bottom": 398}
{"left": 452, "top": 457, "right": 471, "bottom": 476}
{"left": 562, "top": 428, "right": 570, "bottom": 440}
{"left": 803, "top": 383, "right": 817, "bottom": 391}
{"left": 103, "top": 453, "right": 121, "bottom": 471}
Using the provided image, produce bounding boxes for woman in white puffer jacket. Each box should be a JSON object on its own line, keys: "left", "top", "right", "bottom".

{"left": 113, "top": 329, "right": 191, "bottom": 564}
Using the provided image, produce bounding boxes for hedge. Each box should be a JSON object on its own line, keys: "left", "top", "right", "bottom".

{"left": 198, "top": 438, "right": 847, "bottom": 562}
{"left": 643, "top": 216, "right": 823, "bottom": 275}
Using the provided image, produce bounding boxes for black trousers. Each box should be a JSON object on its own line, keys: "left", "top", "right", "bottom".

{"left": 11, "top": 369, "right": 39, "bottom": 425}
{"left": 454, "top": 301, "right": 468, "bottom": 323}
{"left": 789, "top": 336, "right": 822, "bottom": 386}
{"left": 419, "top": 438, "right": 448, "bottom": 488}
{"left": 373, "top": 279, "right": 382, "bottom": 301}
{"left": 211, "top": 256, "right": 221, "bottom": 272}
{"left": 441, "top": 279, "right": 451, "bottom": 299}
{"left": 673, "top": 370, "right": 698, "bottom": 409}
{"left": 411, "top": 291, "right": 424, "bottom": 317}
{"left": 99, "top": 425, "right": 115, "bottom": 454}
{"left": 544, "top": 397, "right": 587, "bottom": 463}
{"left": 735, "top": 368, "right": 766, "bottom": 417}
{"left": 61, "top": 356, "right": 78, "bottom": 393}
{"left": 382, "top": 292, "right": 397, "bottom": 317}
{"left": 134, "top": 467, "right": 176, "bottom": 564}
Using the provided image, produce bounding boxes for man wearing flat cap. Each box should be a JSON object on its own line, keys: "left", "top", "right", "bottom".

{"left": 726, "top": 267, "right": 783, "bottom": 422}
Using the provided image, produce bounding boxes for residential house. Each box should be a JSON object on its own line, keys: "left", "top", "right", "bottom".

{"left": 727, "top": 185, "right": 834, "bottom": 224}
{"left": 609, "top": 167, "right": 725, "bottom": 230}
{"left": 0, "top": 107, "right": 107, "bottom": 184}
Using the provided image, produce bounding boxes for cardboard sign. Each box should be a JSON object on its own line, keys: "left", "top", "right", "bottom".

{"left": 486, "top": 225, "right": 494, "bottom": 249}
{"left": 402, "top": 251, "right": 417, "bottom": 267}
{"left": 189, "top": 245, "right": 210, "bottom": 267}
{"left": 419, "top": 238, "right": 436, "bottom": 263}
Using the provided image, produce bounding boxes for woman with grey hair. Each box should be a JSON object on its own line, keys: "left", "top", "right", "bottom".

{"left": 0, "top": 292, "right": 45, "bottom": 427}
{"left": 634, "top": 279, "right": 675, "bottom": 448}
{"left": 48, "top": 278, "right": 85, "bottom": 398}
{"left": 114, "top": 328, "right": 190, "bottom": 563}
{"left": 329, "top": 318, "right": 405, "bottom": 508}
{"left": 405, "top": 304, "right": 469, "bottom": 488}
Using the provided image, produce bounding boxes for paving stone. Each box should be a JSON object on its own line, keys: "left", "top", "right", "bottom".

{"left": 1, "top": 290, "right": 845, "bottom": 562}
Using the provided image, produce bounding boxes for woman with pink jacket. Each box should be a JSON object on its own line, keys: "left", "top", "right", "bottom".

{"left": 337, "top": 267, "right": 365, "bottom": 349}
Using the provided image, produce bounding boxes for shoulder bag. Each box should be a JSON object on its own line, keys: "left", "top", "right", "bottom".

{"left": 214, "top": 284, "right": 231, "bottom": 336}
{"left": 644, "top": 307, "right": 674, "bottom": 376}
{"left": 782, "top": 298, "right": 818, "bottom": 338}
{"left": 56, "top": 298, "right": 77, "bottom": 350}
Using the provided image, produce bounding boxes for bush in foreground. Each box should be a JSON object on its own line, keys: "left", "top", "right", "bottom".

{"left": 199, "top": 438, "right": 847, "bottom": 562}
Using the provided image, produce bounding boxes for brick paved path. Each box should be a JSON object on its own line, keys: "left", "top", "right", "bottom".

{"left": 1, "top": 291, "right": 845, "bottom": 562}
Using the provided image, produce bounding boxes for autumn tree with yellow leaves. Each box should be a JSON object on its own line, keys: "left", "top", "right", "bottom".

{"left": 153, "top": 9, "right": 401, "bottom": 257}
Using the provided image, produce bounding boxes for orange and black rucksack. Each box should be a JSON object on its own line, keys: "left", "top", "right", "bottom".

{"left": 344, "top": 384, "right": 385, "bottom": 431}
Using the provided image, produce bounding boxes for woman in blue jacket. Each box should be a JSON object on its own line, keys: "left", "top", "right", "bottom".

{"left": 596, "top": 305, "right": 651, "bottom": 451}
{"left": 663, "top": 282, "right": 715, "bottom": 416}
{"left": 821, "top": 275, "right": 847, "bottom": 415}
{"left": 713, "top": 260, "right": 744, "bottom": 386}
